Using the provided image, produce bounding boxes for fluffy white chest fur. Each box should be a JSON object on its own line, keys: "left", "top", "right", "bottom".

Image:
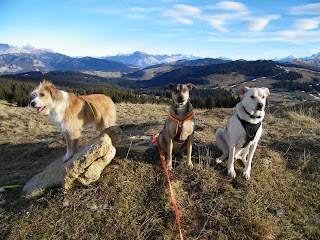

{"left": 47, "top": 91, "right": 69, "bottom": 131}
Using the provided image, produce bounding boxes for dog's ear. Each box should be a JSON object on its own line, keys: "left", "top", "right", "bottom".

{"left": 41, "top": 79, "right": 51, "bottom": 85}
{"left": 164, "top": 83, "right": 175, "bottom": 91}
{"left": 236, "top": 86, "right": 249, "bottom": 96}
{"left": 262, "top": 87, "right": 270, "bottom": 96}
{"left": 186, "top": 83, "right": 196, "bottom": 91}
{"left": 46, "top": 85, "right": 60, "bottom": 101}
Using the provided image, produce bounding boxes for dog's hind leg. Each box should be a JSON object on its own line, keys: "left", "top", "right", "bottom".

{"left": 97, "top": 119, "right": 108, "bottom": 132}
{"left": 215, "top": 128, "right": 229, "bottom": 163}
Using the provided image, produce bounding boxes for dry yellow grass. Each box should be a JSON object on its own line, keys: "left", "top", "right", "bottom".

{"left": 0, "top": 100, "right": 319, "bottom": 240}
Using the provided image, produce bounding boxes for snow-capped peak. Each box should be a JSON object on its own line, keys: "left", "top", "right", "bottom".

{"left": 0, "top": 44, "right": 54, "bottom": 55}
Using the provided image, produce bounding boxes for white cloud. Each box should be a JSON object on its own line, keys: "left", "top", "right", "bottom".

{"left": 176, "top": 17, "right": 193, "bottom": 25}
{"left": 206, "top": 30, "right": 320, "bottom": 45}
{"left": 245, "top": 14, "right": 280, "bottom": 31}
{"left": 209, "top": 1, "right": 249, "bottom": 12}
{"left": 164, "top": 4, "right": 201, "bottom": 17}
{"left": 276, "top": 30, "right": 320, "bottom": 43}
{"left": 206, "top": 15, "right": 229, "bottom": 32}
{"left": 174, "top": 4, "right": 201, "bottom": 16}
{"left": 204, "top": 0, "right": 250, "bottom": 32}
{"left": 292, "top": 18, "right": 320, "bottom": 30}
{"left": 163, "top": 4, "right": 201, "bottom": 25}
{"left": 289, "top": 3, "right": 320, "bottom": 15}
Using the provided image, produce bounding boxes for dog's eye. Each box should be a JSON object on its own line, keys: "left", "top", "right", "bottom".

{"left": 31, "top": 93, "right": 36, "bottom": 98}
{"left": 250, "top": 95, "right": 255, "bottom": 99}
{"left": 40, "top": 93, "right": 45, "bottom": 97}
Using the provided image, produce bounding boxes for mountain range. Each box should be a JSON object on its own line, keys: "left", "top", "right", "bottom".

{"left": 0, "top": 44, "right": 200, "bottom": 74}
{"left": 275, "top": 53, "right": 320, "bottom": 71}
{"left": 0, "top": 43, "right": 320, "bottom": 75}
{"left": 0, "top": 44, "right": 139, "bottom": 74}
{"left": 103, "top": 51, "right": 201, "bottom": 68}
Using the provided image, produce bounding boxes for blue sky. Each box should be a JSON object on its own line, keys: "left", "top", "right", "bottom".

{"left": 1, "top": 0, "right": 320, "bottom": 60}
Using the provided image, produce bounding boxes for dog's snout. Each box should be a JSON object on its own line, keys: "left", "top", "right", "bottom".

{"left": 257, "top": 102, "right": 264, "bottom": 110}
{"left": 178, "top": 95, "right": 184, "bottom": 102}
{"left": 30, "top": 101, "right": 36, "bottom": 108}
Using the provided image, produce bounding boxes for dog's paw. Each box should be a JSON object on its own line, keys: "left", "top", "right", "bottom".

{"left": 215, "top": 158, "right": 223, "bottom": 164}
{"left": 187, "top": 162, "right": 194, "bottom": 169}
{"left": 242, "top": 172, "right": 250, "bottom": 180}
{"left": 228, "top": 169, "right": 236, "bottom": 178}
{"left": 167, "top": 163, "right": 173, "bottom": 171}
{"left": 63, "top": 154, "right": 72, "bottom": 162}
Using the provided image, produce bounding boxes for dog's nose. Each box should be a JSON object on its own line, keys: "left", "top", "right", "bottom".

{"left": 30, "top": 101, "right": 36, "bottom": 107}
{"left": 178, "top": 95, "right": 184, "bottom": 102}
{"left": 257, "top": 102, "right": 264, "bottom": 110}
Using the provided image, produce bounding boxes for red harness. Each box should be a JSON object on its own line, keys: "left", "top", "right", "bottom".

{"left": 169, "top": 110, "right": 195, "bottom": 142}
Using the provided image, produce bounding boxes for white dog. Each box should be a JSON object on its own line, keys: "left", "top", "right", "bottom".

{"left": 215, "top": 87, "right": 270, "bottom": 179}
{"left": 30, "top": 80, "right": 116, "bottom": 161}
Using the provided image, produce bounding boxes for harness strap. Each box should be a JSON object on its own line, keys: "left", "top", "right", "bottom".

{"left": 169, "top": 110, "right": 194, "bottom": 142}
{"left": 237, "top": 114, "right": 261, "bottom": 147}
{"left": 81, "top": 97, "right": 96, "bottom": 119}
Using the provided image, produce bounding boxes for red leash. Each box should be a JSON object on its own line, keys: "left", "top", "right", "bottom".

{"left": 152, "top": 133, "right": 184, "bottom": 240}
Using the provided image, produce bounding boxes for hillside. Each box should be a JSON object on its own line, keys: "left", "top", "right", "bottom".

{"left": 125, "top": 58, "right": 231, "bottom": 81}
{"left": 1, "top": 58, "right": 320, "bottom": 105}
{"left": 0, "top": 100, "right": 319, "bottom": 239}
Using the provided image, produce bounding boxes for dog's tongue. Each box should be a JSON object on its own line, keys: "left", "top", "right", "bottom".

{"left": 36, "top": 106, "right": 45, "bottom": 113}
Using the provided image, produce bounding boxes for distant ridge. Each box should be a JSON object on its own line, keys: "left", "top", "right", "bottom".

{"left": 275, "top": 53, "right": 320, "bottom": 71}
{"left": 0, "top": 44, "right": 138, "bottom": 74}
{"left": 104, "top": 51, "right": 200, "bottom": 68}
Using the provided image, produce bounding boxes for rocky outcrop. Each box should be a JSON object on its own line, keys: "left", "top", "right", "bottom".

{"left": 23, "top": 126, "right": 121, "bottom": 198}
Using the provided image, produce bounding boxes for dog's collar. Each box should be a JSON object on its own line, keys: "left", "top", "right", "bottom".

{"left": 172, "top": 102, "right": 186, "bottom": 108}
{"left": 172, "top": 97, "right": 190, "bottom": 109}
{"left": 243, "top": 106, "right": 262, "bottom": 119}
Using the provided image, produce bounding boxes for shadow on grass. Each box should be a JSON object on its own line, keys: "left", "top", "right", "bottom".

{"left": 0, "top": 141, "right": 65, "bottom": 214}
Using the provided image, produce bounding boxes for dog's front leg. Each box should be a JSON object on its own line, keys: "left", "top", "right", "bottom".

{"left": 63, "top": 130, "right": 80, "bottom": 162}
{"left": 63, "top": 132, "right": 73, "bottom": 162}
{"left": 70, "top": 130, "right": 81, "bottom": 158}
{"left": 227, "top": 144, "right": 237, "bottom": 178}
{"left": 186, "top": 136, "right": 194, "bottom": 169}
{"left": 242, "top": 142, "right": 258, "bottom": 180}
{"left": 166, "top": 138, "right": 173, "bottom": 170}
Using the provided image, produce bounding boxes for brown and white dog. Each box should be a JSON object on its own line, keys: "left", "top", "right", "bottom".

{"left": 215, "top": 87, "right": 270, "bottom": 179}
{"left": 30, "top": 80, "right": 116, "bottom": 161}
{"left": 157, "top": 83, "right": 196, "bottom": 170}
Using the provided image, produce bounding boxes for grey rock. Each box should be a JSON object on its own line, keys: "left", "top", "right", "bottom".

{"left": 23, "top": 126, "right": 121, "bottom": 198}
